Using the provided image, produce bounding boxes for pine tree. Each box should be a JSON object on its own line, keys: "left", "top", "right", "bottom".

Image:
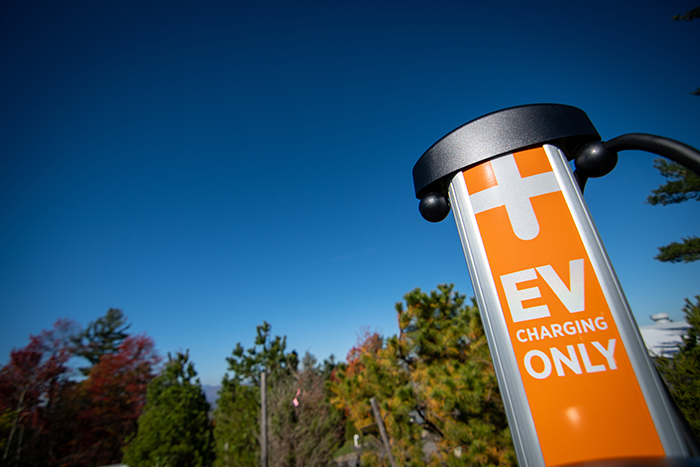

{"left": 214, "top": 322, "right": 299, "bottom": 467}
{"left": 671, "top": 6, "right": 700, "bottom": 95}
{"left": 655, "top": 296, "right": 700, "bottom": 439}
{"left": 214, "top": 323, "right": 343, "bottom": 467}
{"left": 72, "top": 308, "right": 131, "bottom": 375}
{"left": 672, "top": 6, "right": 700, "bottom": 22}
{"left": 330, "top": 285, "right": 516, "bottom": 467}
{"left": 213, "top": 376, "right": 259, "bottom": 467}
{"left": 647, "top": 159, "right": 700, "bottom": 263}
{"left": 123, "top": 351, "right": 214, "bottom": 467}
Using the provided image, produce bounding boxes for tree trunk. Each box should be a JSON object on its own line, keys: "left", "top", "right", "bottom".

{"left": 261, "top": 371, "right": 268, "bottom": 467}
{"left": 13, "top": 425, "right": 24, "bottom": 467}
{"left": 370, "top": 397, "right": 397, "bottom": 467}
{"left": 1, "top": 381, "right": 31, "bottom": 467}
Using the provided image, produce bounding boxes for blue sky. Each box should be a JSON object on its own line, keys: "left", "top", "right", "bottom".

{"left": 1, "top": 0, "right": 699, "bottom": 386}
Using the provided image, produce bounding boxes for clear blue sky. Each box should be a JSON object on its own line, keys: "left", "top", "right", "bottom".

{"left": 1, "top": 0, "right": 699, "bottom": 386}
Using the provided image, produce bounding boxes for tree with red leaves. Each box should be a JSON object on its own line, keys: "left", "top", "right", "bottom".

{"left": 0, "top": 311, "right": 161, "bottom": 467}
{"left": 79, "top": 334, "right": 161, "bottom": 465}
{"left": 0, "top": 318, "right": 78, "bottom": 467}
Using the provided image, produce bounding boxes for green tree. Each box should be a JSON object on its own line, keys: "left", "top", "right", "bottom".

{"left": 655, "top": 296, "right": 700, "bottom": 439}
{"left": 647, "top": 159, "right": 700, "bottom": 263}
{"left": 123, "top": 351, "right": 214, "bottom": 467}
{"left": 213, "top": 378, "right": 259, "bottom": 467}
{"left": 214, "top": 322, "right": 298, "bottom": 467}
{"left": 330, "top": 285, "right": 516, "bottom": 467}
{"left": 72, "top": 308, "right": 131, "bottom": 375}
{"left": 671, "top": 6, "right": 700, "bottom": 95}
{"left": 672, "top": 6, "right": 700, "bottom": 21}
{"left": 214, "top": 323, "right": 343, "bottom": 467}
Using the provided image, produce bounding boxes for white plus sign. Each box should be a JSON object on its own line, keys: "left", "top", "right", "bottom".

{"left": 469, "top": 154, "right": 560, "bottom": 241}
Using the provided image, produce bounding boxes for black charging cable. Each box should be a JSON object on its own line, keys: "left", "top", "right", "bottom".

{"left": 573, "top": 133, "right": 700, "bottom": 192}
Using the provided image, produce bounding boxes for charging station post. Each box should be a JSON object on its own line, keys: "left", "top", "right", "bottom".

{"left": 412, "top": 104, "right": 699, "bottom": 467}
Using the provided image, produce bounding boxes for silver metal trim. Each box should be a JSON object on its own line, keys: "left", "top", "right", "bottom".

{"left": 544, "top": 144, "right": 687, "bottom": 456}
{"left": 449, "top": 170, "right": 545, "bottom": 467}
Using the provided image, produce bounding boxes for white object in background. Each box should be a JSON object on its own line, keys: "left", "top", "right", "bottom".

{"left": 639, "top": 313, "right": 691, "bottom": 357}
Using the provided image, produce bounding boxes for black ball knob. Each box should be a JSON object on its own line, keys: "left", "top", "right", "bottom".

{"left": 574, "top": 141, "right": 618, "bottom": 178}
{"left": 419, "top": 192, "right": 450, "bottom": 223}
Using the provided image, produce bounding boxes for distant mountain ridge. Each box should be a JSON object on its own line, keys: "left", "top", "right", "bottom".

{"left": 202, "top": 384, "right": 221, "bottom": 408}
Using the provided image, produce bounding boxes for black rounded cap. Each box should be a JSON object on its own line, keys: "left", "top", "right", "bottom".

{"left": 575, "top": 141, "right": 618, "bottom": 178}
{"left": 419, "top": 192, "right": 450, "bottom": 222}
{"left": 412, "top": 104, "right": 601, "bottom": 199}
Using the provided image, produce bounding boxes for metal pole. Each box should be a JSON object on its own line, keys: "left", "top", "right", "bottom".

{"left": 260, "top": 371, "right": 268, "bottom": 467}
{"left": 370, "top": 397, "right": 397, "bottom": 467}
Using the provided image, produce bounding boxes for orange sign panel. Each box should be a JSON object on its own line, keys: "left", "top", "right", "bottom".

{"left": 462, "top": 146, "right": 663, "bottom": 466}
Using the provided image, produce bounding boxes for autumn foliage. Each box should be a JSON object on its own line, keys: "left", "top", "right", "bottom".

{"left": 79, "top": 334, "right": 161, "bottom": 464}
{"left": 0, "top": 311, "right": 160, "bottom": 467}
{"left": 330, "top": 284, "right": 517, "bottom": 467}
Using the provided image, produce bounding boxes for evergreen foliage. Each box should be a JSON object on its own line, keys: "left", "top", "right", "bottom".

{"left": 225, "top": 322, "right": 298, "bottom": 387}
{"left": 72, "top": 308, "right": 131, "bottom": 375}
{"left": 671, "top": 6, "right": 700, "bottom": 94}
{"left": 123, "top": 351, "right": 214, "bottom": 467}
{"left": 656, "top": 296, "right": 700, "bottom": 440}
{"left": 672, "top": 6, "right": 700, "bottom": 22}
{"left": 214, "top": 321, "right": 297, "bottom": 467}
{"left": 214, "top": 378, "right": 259, "bottom": 467}
{"left": 214, "top": 323, "right": 344, "bottom": 467}
{"left": 647, "top": 159, "right": 700, "bottom": 263}
{"left": 330, "top": 284, "right": 516, "bottom": 467}
{"left": 646, "top": 159, "right": 700, "bottom": 206}
{"left": 655, "top": 237, "right": 700, "bottom": 263}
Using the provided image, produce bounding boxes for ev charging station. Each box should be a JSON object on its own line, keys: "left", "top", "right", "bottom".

{"left": 412, "top": 104, "right": 700, "bottom": 467}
